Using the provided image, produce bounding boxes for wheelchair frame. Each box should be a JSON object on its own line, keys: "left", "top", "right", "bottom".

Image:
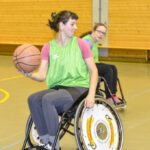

{"left": 98, "top": 76, "right": 127, "bottom": 109}
{"left": 22, "top": 77, "right": 126, "bottom": 150}
{"left": 22, "top": 93, "right": 124, "bottom": 150}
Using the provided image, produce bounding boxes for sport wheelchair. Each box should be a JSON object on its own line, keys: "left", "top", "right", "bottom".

{"left": 22, "top": 84, "right": 124, "bottom": 150}
{"left": 98, "top": 77, "right": 127, "bottom": 109}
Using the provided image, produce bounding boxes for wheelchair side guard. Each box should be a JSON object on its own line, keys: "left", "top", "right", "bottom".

{"left": 74, "top": 97, "right": 123, "bottom": 150}
{"left": 115, "top": 100, "right": 127, "bottom": 110}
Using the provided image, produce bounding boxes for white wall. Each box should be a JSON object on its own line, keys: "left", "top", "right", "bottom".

{"left": 93, "top": 0, "right": 109, "bottom": 57}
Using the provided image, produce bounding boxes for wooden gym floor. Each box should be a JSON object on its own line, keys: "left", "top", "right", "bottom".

{"left": 0, "top": 55, "right": 150, "bottom": 150}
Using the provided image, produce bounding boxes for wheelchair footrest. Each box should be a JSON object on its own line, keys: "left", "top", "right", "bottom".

{"left": 115, "top": 100, "right": 127, "bottom": 109}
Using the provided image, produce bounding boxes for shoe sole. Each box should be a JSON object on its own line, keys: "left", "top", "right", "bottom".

{"left": 115, "top": 102, "right": 127, "bottom": 110}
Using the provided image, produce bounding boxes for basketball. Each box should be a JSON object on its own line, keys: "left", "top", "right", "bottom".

{"left": 13, "top": 44, "right": 41, "bottom": 73}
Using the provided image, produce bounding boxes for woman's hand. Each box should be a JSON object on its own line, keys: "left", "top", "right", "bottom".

{"left": 84, "top": 94, "right": 95, "bottom": 108}
{"left": 18, "top": 60, "right": 48, "bottom": 82}
{"left": 19, "top": 70, "right": 32, "bottom": 78}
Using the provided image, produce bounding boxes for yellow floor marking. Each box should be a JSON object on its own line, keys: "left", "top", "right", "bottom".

{"left": 0, "top": 88, "right": 10, "bottom": 104}
{"left": 0, "top": 75, "right": 23, "bottom": 82}
{"left": 0, "top": 75, "right": 24, "bottom": 104}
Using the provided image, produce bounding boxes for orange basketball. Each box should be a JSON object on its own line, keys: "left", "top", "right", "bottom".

{"left": 13, "top": 44, "right": 41, "bottom": 73}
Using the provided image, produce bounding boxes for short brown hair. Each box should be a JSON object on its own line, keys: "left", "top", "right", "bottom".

{"left": 93, "top": 23, "right": 107, "bottom": 31}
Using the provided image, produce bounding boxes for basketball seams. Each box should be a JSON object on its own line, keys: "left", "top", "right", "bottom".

{"left": 13, "top": 45, "right": 35, "bottom": 72}
{"left": 13, "top": 45, "right": 33, "bottom": 57}
{"left": 13, "top": 54, "right": 41, "bottom": 61}
{"left": 16, "top": 63, "right": 26, "bottom": 72}
{"left": 13, "top": 44, "right": 41, "bottom": 73}
{"left": 16, "top": 62, "right": 40, "bottom": 67}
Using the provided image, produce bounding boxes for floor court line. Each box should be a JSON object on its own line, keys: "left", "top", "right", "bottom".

{"left": 0, "top": 140, "right": 21, "bottom": 150}
{"left": 0, "top": 75, "right": 23, "bottom": 82}
{"left": 0, "top": 76, "right": 23, "bottom": 104}
{"left": 0, "top": 75, "right": 24, "bottom": 150}
{"left": 0, "top": 132, "right": 23, "bottom": 142}
{"left": 0, "top": 88, "right": 10, "bottom": 104}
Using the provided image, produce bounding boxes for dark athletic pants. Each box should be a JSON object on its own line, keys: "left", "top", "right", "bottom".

{"left": 96, "top": 63, "right": 118, "bottom": 98}
{"left": 28, "top": 87, "right": 88, "bottom": 136}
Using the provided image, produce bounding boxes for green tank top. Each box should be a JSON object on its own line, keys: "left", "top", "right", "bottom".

{"left": 83, "top": 35, "right": 99, "bottom": 63}
{"left": 46, "top": 37, "right": 90, "bottom": 89}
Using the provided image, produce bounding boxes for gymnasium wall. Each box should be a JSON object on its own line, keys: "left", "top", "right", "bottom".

{"left": 109, "top": 0, "right": 150, "bottom": 49}
{"left": 107, "top": 0, "right": 150, "bottom": 62}
{"left": 0, "top": 0, "right": 92, "bottom": 55}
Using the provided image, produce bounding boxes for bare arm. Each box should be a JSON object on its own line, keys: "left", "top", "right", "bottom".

{"left": 84, "top": 57, "right": 98, "bottom": 108}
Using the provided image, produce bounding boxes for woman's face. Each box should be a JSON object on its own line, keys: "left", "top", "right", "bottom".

{"left": 93, "top": 25, "right": 107, "bottom": 43}
{"left": 60, "top": 18, "right": 77, "bottom": 37}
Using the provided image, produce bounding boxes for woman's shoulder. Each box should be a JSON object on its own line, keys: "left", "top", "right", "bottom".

{"left": 41, "top": 42, "right": 50, "bottom": 51}
{"left": 77, "top": 37, "right": 88, "bottom": 44}
{"left": 41, "top": 42, "right": 50, "bottom": 60}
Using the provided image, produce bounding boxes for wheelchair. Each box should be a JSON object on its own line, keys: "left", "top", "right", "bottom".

{"left": 98, "top": 76, "right": 127, "bottom": 109}
{"left": 22, "top": 82, "right": 124, "bottom": 150}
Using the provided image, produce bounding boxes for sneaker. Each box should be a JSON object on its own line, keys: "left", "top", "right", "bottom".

{"left": 112, "top": 95, "right": 121, "bottom": 104}
{"left": 106, "top": 97, "right": 114, "bottom": 105}
{"left": 26, "top": 145, "right": 61, "bottom": 150}
{"left": 107, "top": 96, "right": 127, "bottom": 110}
{"left": 44, "top": 142, "right": 52, "bottom": 150}
{"left": 44, "top": 142, "right": 61, "bottom": 150}
{"left": 26, "top": 145, "right": 49, "bottom": 150}
{"left": 107, "top": 95, "right": 121, "bottom": 105}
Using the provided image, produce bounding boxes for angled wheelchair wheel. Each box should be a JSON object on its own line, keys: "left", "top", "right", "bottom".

{"left": 25, "top": 116, "right": 71, "bottom": 148}
{"left": 74, "top": 96, "right": 123, "bottom": 150}
{"left": 59, "top": 118, "right": 72, "bottom": 139}
{"left": 25, "top": 116, "right": 43, "bottom": 147}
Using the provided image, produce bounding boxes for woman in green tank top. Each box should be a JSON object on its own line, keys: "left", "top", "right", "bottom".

{"left": 20, "top": 10, "right": 98, "bottom": 150}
